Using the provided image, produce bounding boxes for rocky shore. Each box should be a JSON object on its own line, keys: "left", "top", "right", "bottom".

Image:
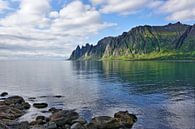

{"left": 0, "top": 93, "right": 137, "bottom": 129}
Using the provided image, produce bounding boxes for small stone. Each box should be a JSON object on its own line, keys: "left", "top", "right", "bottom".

{"left": 64, "top": 124, "right": 70, "bottom": 129}
{"left": 0, "top": 92, "right": 8, "bottom": 97}
{"left": 47, "top": 122, "right": 57, "bottom": 129}
{"left": 48, "top": 107, "right": 62, "bottom": 113}
{"left": 36, "top": 116, "right": 46, "bottom": 121}
{"left": 54, "top": 95, "right": 63, "bottom": 98}
{"left": 33, "top": 103, "right": 48, "bottom": 109}
{"left": 71, "top": 122, "right": 85, "bottom": 129}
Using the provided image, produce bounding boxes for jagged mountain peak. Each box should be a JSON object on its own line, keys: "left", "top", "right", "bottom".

{"left": 69, "top": 22, "right": 195, "bottom": 60}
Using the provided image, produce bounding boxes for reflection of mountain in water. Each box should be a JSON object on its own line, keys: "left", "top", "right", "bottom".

{"left": 72, "top": 61, "right": 195, "bottom": 95}
{"left": 71, "top": 60, "right": 195, "bottom": 129}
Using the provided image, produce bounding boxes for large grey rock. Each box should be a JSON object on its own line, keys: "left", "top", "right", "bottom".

{"left": 90, "top": 116, "right": 121, "bottom": 129}
{"left": 50, "top": 110, "right": 79, "bottom": 126}
{"left": 71, "top": 122, "right": 85, "bottom": 129}
{"left": 114, "top": 111, "right": 137, "bottom": 128}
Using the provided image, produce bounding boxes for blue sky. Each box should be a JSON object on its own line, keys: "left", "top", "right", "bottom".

{"left": 0, "top": 0, "right": 194, "bottom": 59}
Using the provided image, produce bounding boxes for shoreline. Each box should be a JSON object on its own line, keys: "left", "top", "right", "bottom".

{"left": 0, "top": 93, "right": 137, "bottom": 129}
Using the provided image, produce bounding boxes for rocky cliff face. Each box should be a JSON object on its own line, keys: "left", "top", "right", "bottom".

{"left": 69, "top": 22, "right": 195, "bottom": 60}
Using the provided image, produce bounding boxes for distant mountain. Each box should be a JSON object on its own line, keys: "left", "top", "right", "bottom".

{"left": 69, "top": 22, "right": 195, "bottom": 60}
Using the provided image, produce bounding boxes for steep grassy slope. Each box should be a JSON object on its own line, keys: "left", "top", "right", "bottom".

{"left": 69, "top": 22, "right": 195, "bottom": 60}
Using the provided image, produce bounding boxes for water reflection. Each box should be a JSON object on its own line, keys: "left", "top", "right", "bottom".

{"left": 0, "top": 60, "right": 194, "bottom": 129}
{"left": 71, "top": 60, "right": 195, "bottom": 129}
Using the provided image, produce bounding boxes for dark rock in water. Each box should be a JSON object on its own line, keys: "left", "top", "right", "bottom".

{"left": 88, "top": 111, "right": 137, "bottom": 129}
{"left": 4, "top": 96, "right": 25, "bottom": 105}
{"left": 48, "top": 107, "right": 62, "bottom": 113}
{"left": 114, "top": 111, "right": 137, "bottom": 128}
{"left": 85, "top": 122, "right": 97, "bottom": 129}
{"left": 33, "top": 103, "right": 48, "bottom": 109}
{"left": 8, "top": 121, "right": 30, "bottom": 129}
{"left": 0, "top": 105, "right": 24, "bottom": 120}
{"left": 0, "top": 92, "right": 8, "bottom": 97}
{"left": 54, "top": 95, "right": 63, "bottom": 98}
{"left": 50, "top": 110, "right": 79, "bottom": 126}
{"left": 3, "top": 96, "right": 31, "bottom": 110}
{"left": 0, "top": 95, "right": 30, "bottom": 126}
{"left": 23, "top": 102, "right": 31, "bottom": 109}
{"left": 46, "top": 122, "right": 57, "bottom": 129}
{"left": 41, "top": 110, "right": 50, "bottom": 113}
{"left": 36, "top": 116, "right": 46, "bottom": 121}
{"left": 72, "top": 117, "right": 87, "bottom": 125}
{"left": 28, "top": 97, "right": 36, "bottom": 100}
{"left": 31, "top": 125, "right": 47, "bottom": 129}
{"left": 71, "top": 122, "right": 85, "bottom": 129}
{"left": 1, "top": 95, "right": 137, "bottom": 129}
{"left": 89, "top": 116, "right": 121, "bottom": 129}
{"left": 64, "top": 124, "right": 71, "bottom": 129}
{"left": 28, "top": 97, "right": 36, "bottom": 102}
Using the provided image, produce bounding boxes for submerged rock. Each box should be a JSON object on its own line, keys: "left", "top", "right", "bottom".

{"left": 33, "top": 103, "right": 48, "bottom": 109}
{"left": 0, "top": 92, "right": 8, "bottom": 97}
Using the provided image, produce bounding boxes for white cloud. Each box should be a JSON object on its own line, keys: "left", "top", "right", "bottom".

{"left": 90, "top": 0, "right": 195, "bottom": 21}
{"left": 0, "top": 0, "right": 114, "bottom": 59}
{"left": 0, "top": 0, "right": 50, "bottom": 27}
{"left": 159, "top": 0, "right": 195, "bottom": 21}
{"left": 0, "top": 0, "right": 9, "bottom": 12}
{"left": 90, "top": 0, "right": 162, "bottom": 15}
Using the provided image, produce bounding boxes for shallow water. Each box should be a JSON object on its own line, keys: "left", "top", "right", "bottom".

{"left": 0, "top": 60, "right": 194, "bottom": 129}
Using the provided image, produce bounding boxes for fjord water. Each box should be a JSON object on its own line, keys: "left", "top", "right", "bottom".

{"left": 0, "top": 60, "right": 194, "bottom": 129}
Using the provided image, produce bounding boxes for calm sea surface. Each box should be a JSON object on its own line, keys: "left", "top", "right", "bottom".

{"left": 0, "top": 60, "right": 194, "bottom": 129}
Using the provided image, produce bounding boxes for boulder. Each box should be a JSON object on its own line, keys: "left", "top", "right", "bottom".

{"left": 72, "top": 117, "right": 87, "bottom": 125}
{"left": 90, "top": 116, "right": 121, "bottom": 129}
{"left": 0, "top": 92, "right": 8, "bottom": 97}
{"left": 114, "top": 111, "right": 137, "bottom": 128}
{"left": 33, "top": 103, "right": 48, "bottom": 109}
{"left": 36, "top": 116, "right": 46, "bottom": 121}
{"left": 0, "top": 121, "right": 10, "bottom": 129}
{"left": 6, "top": 121, "right": 30, "bottom": 129}
{"left": 4, "top": 96, "right": 25, "bottom": 105}
{"left": 49, "top": 107, "right": 62, "bottom": 113}
{"left": 46, "top": 122, "right": 57, "bottom": 129}
{"left": 0, "top": 105, "right": 24, "bottom": 120}
{"left": 50, "top": 110, "right": 79, "bottom": 126}
{"left": 71, "top": 122, "right": 85, "bottom": 129}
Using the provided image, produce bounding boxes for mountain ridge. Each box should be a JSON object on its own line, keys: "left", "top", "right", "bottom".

{"left": 69, "top": 22, "right": 195, "bottom": 60}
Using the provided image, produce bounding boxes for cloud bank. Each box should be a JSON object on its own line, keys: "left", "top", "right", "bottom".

{"left": 0, "top": 0, "right": 194, "bottom": 59}
{"left": 0, "top": 0, "right": 114, "bottom": 59}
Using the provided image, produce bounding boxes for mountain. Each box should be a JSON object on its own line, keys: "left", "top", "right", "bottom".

{"left": 69, "top": 22, "right": 195, "bottom": 60}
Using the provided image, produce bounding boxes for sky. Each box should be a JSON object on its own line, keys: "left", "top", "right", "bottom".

{"left": 0, "top": 0, "right": 195, "bottom": 60}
